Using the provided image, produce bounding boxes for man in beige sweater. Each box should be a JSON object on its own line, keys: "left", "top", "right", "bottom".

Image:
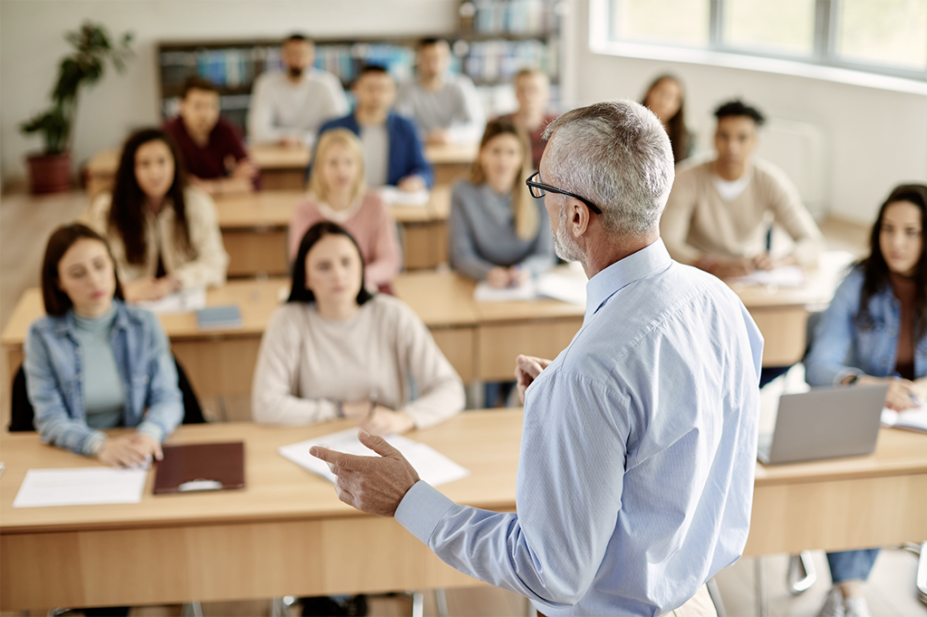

{"left": 661, "top": 100, "right": 823, "bottom": 279}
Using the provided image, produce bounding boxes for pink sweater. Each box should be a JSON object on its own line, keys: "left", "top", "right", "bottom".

{"left": 288, "top": 191, "right": 402, "bottom": 288}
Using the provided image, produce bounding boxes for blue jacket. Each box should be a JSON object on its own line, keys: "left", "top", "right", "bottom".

{"left": 315, "top": 113, "right": 434, "bottom": 187}
{"left": 24, "top": 300, "right": 183, "bottom": 456}
{"left": 805, "top": 266, "right": 927, "bottom": 386}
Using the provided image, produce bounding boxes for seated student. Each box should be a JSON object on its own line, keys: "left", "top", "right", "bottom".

{"left": 162, "top": 76, "right": 257, "bottom": 196}
{"left": 449, "top": 118, "right": 555, "bottom": 288}
{"left": 804, "top": 183, "right": 927, "bottom": 617}
{"left": 640, "top": 73, "right": 694, "bottom": 164}
{"left": 395, "top": 38, "right": 485, "bottom": 145}
{"left": 25, "top": 223, "right": 182, "bottom": 467}
{"left": 288, "top": 129, "right": 401, "bottom": 290}
{"left": 253, "top": 221, "right": 464, "bottom": 434}
{"left": 317, "top": 64, "right": 433, "bottom": 191}
{"left": 87, "top": 128, "right": 229, "bottom": 303}
{"left": 661, "top": 99, "right": 824, "bottom": 278}
{"left": 497, "top": 67, "right": 558, "bottom": 169}
{"left": 247, "top": 33, "right": 348, "bottom": 148}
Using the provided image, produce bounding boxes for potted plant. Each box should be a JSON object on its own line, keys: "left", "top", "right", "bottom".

{"left": 20, "top": 21, "right": 133, "bottom": 194}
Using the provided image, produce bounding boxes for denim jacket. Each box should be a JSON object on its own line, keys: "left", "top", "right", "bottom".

{"left": 805, "top": 267, "right": 927, "bottom": 387}
{"left": 24, "top": 300, "right": 183, "bottom": 456}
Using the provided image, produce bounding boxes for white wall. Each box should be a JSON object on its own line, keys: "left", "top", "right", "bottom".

{"left": 566, "top": 0, "right": 927, "bottom": 225}
{"left": 0, "top": 0, "right": 458, "bottom": 186}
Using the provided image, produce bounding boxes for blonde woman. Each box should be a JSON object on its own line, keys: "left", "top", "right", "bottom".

{"left": 288, "top": 128, "right": 401, "bottom": 290}
{"left": 449, "top": 118, "right": 554, "bottom": 288}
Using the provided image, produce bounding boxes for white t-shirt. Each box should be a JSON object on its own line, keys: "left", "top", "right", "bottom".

{"left": 360, "top": 123, "right": 390, "bottom": 187}
{"left": 711, "top": 168, "right": 753, "bottom": 202}
{"left": 247, "top": 69, "right": 349, "bottom": 146}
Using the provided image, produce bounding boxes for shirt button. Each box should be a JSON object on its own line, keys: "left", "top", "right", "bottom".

{"left": 889, "top": 329, "right": 896, "bottom": 336}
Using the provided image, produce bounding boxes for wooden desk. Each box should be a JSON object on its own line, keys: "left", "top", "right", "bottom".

{"left": 0, "top": 411, "right": 522, "bottom": 611}
{"left": 424, "top": 143, "right": 478, "bottom": 185}
{"left": 2, "top": 412, "right": 925, "bottom": 611}
{"left": 84, "top": 145, "right": 311, "bottom": 197}
{"left": 1, "top": 279, "right": 288, "bottom": 400}
{"left": 215, "top": 186, "right": 452, "bottom": 276}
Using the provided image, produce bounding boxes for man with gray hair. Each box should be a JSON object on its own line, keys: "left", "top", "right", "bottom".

{"left": 311, "top": 100, "right": 763, "bottom": 616}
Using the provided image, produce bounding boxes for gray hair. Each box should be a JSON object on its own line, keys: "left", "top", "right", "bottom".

{"left": 542, "top": 100, "right": 675, "bottom": 237}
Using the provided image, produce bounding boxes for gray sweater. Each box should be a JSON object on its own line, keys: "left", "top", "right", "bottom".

{"left": 449, "top": 179, "right": 556, "bottom": 281}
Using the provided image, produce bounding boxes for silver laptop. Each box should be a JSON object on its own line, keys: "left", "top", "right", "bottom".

{"left": 757, "top": 385, "right": 888, "bottom": 465}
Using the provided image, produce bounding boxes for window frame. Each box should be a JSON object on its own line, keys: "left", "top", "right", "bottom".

{"left": 601, "top": 0, "right": 927, "bottom": 83}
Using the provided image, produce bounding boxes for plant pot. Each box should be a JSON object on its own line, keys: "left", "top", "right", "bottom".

{"left": 26, "top": 151, "right": 72, "bottom": 194}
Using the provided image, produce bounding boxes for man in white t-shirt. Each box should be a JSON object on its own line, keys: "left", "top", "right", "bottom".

{"left": 395, "top": 38, "right": 485, "bottom": 146}
{"left": 661, "top": 99, "right": 823, "bottom": 279}
{"left": 247, "top": 33, "right": 348, "bottom": 148}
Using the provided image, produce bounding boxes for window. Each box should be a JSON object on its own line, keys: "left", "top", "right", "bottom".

{"left": 605, "top": 0, "right": 927, "bottom": 80}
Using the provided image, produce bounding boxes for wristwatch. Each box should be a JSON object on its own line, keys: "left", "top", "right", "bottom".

{"left": 845, "top": 374, "right": 860, "bottom": 385}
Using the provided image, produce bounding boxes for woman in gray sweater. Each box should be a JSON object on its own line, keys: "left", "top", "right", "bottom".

{"left": 449, "top": 118, "right": 555, "bottom": 287}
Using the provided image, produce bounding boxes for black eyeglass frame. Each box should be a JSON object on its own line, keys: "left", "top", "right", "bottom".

{"left": 525, "top": 172, "right": 603, "bottom": 215}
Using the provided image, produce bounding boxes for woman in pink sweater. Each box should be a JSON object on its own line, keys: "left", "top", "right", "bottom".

{"left": 289, "top": 128, "right": 401, "bottom": 290}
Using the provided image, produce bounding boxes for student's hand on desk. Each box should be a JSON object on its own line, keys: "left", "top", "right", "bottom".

{"left": 278, "top": 136, "right": 301, "bottom": 148}
{"left": 231, "top": 158, "right": 258, "bottom": 180}
{"left": 515, "top": 354, "right": 552, "bottom": 405}
{"left": 858, "top": 375, "right": 921, "bottom": 411}
{"left": 397, "top": 176, "right": 426, "bottom": 192}
{"left": 711, "top": 258, "right": 754, "bottom": 279}
{"left": 124, "top": 278, "right": 169, "bottom": 303}
{"left": 509, "top": 266, "right": 530, "bottom": 287}
{"left": 752, "top": 253, "right": 774, "bottom": 271}
{"left": 426, "top": 129, "right": 450, "bottom": 146}
{"left": 486, "top": 267, "right": 512, "bottom": 288}
{"left": 360, "top": 408, "right": 415, "bottom": 436}
{"left": 97, "top": 434, "right": 161, "bottom": 468}
{"left": 310, "top": 430, "right": 420, "bottom": 517}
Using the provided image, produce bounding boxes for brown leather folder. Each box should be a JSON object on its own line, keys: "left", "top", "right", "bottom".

{"left": 153, "top": 442, "right": 245, "bottom": 494}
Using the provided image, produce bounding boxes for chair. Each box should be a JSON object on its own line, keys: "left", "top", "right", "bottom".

{"left": 9, "top": 355, "right": 205, "bottom": 432}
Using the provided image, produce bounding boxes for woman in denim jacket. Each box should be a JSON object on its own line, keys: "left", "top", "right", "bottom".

{"left": 24, "top": 223, "right": 182, "bottom": 468}
{"left": 805, "top": 183, "right": 927, "bottom": 617}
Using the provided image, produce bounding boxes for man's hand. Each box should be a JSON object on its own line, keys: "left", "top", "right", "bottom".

{"left": 397, "top": 175, "right": 426, "bottom": 193}
{"left": 515, "top": 354, "right": 552, "bottom": 404}
{"left": 310, "top": 431, "right": 420, "bottom": 517}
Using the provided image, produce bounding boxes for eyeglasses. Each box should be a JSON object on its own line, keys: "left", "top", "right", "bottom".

{"left": 525, "top": 172, "right": 603, "bottom": 215}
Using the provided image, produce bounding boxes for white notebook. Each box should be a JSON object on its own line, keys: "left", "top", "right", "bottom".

{"left": 279, "top": 428, "right": 469, "bottom": 487}
{"left": 881, "top": 406, "right": 927, "bottom": 433}
{"left": 13, "top": 468, "right": 148, "bottom": 508}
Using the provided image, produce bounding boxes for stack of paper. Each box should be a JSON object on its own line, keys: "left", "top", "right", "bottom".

{"left": 881, "top": 406, "right": 927, "bottom": 433}
{"left": 279, "top": 428, "right": 469, "bottom": 487}
{"left": 13, "top": 468, "right": 148, "bottom": 508}
{"left": 378, "top": 186, "right": 430, "bottom": 207}
{"left": 728, "top": 266, "right": 806, "bottom": 288}
{"left": 136, "top": 287, "right": 207, "bottom": 314}
{"left": 536, "top": 271, "right": 587, "bottom": 305}
{"left": 474, "top": 280, "right": 537, "bottom": 302}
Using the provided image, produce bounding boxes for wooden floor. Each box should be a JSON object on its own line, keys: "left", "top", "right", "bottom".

{"left": 2, "top": 188, "right": 924, "bottom": 617}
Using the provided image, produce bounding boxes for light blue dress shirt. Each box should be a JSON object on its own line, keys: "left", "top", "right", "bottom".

{"left": 395, "top": 239, "right": 763, "bottom": 616}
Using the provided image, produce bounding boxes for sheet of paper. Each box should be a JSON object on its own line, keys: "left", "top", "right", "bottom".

{"left": 13, "top": 468, "right": 148, "bottom": 508}
{"left": 474, "top": 280, "right": 537, "bottom": 302}
{"left": 279, "top": 428, "right": 469, "bottom": 487}
{"left": 536, "top": 271, "right": 587, "bottom": 306}
{"left": 378, "top": 186, "right": 430, "bottom": 207}
{"left": 881, "top": 406, "right": 927, "bottom": 432}
{"left": 136, "top": 287, "right": 207, "bottom": 314}
{"left": 728, "top": 266, "right": 806, "bottom": 288}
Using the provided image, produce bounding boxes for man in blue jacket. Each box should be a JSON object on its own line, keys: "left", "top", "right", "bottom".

{"left": 315, "top": 64, "right": 433, "bottom": 192}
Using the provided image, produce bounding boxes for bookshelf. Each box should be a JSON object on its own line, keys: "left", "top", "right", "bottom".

{"left": 156, "top": 0, "right": 564, "bottom": 136}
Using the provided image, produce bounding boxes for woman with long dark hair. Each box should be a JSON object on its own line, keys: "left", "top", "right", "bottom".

{"left": 641, "top": 74, "right": 693, "bottom": 164}
{"left": 87, "top": 128, "right": 228, "bottom": 303}
{"left": 24, "top": 223, "right": 182, "bottom": 466}
{"left": 805, "top": 183, "right": 927, "bottom": 617}
{"left": 252, "top": 221, "right": 463, "bottom": 435}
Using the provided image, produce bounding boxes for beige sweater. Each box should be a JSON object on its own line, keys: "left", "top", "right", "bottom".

{"left": 87, "top": 187, "right": 229, "bottom": 290}
{"left": 661, "top": 158, "right": 823, "bottom": 266}
{"left": 252, "top": 294, "right": 464, "bottom": 428}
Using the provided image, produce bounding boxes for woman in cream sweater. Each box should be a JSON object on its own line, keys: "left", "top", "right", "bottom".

{"left": 87, "top": 128, "right": 228, "bottom": 303}
{"left": 253, "top": 221, "right": 463, "bottom": 435}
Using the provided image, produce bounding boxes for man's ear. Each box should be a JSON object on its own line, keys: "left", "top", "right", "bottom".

{"left": 568, "top": 198, "right": 590, "bottom": 238}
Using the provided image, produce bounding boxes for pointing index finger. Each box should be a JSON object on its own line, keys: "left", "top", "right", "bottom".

{"left": 310, "top": 446, "right": 372, "bottom": 473}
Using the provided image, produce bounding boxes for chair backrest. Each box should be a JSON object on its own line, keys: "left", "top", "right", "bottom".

{"left": 8, "top": 356, "right": 206, "bottom": 432}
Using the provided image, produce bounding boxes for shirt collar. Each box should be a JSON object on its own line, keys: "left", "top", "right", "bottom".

{"left": 584, "top": 238, "right": 672, "bottom": 322}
